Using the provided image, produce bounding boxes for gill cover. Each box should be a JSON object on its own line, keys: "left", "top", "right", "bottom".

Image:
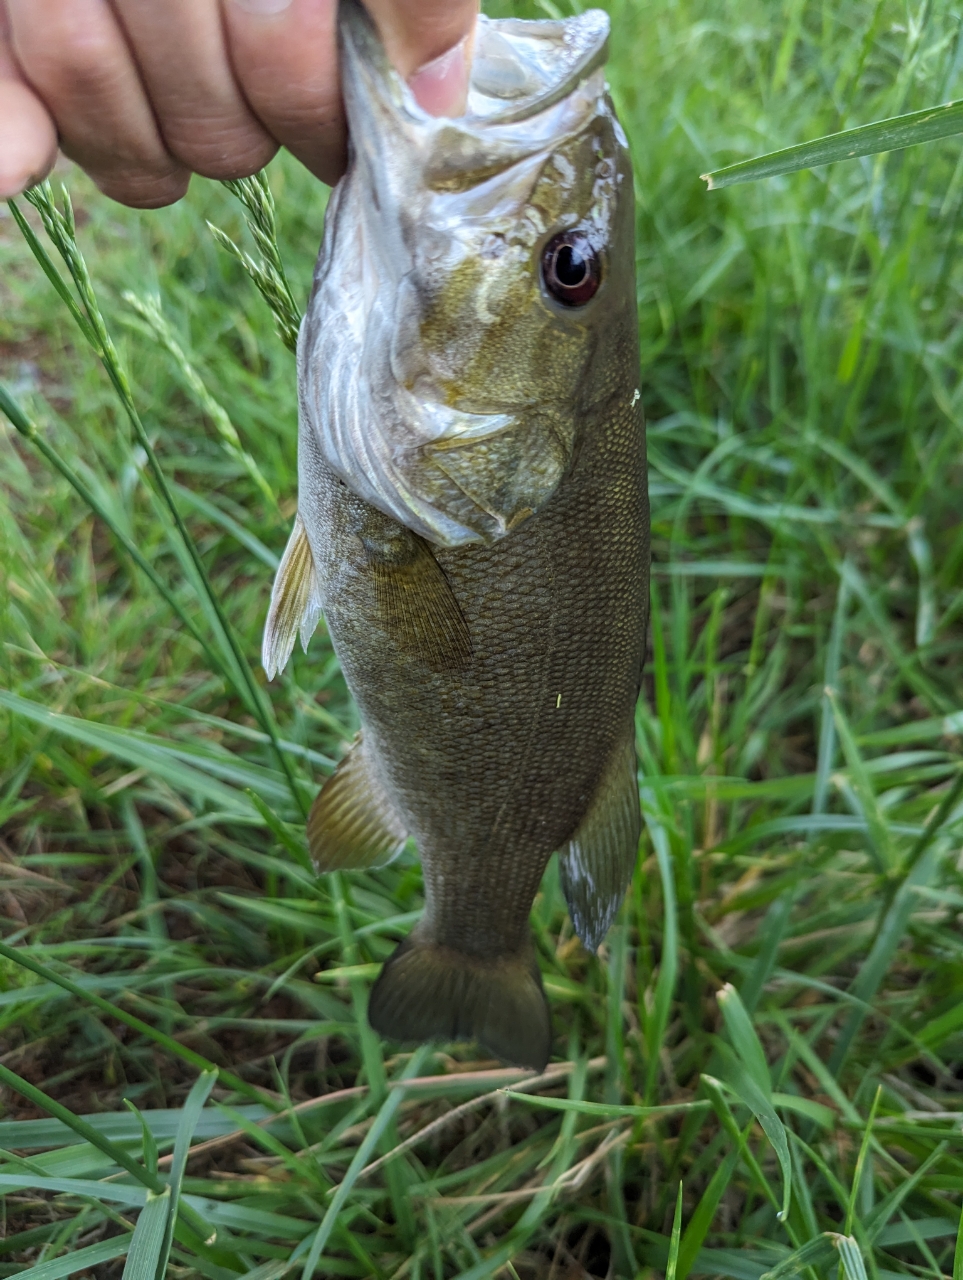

{"left": 298, "top": 0, "right": 620, "bottom": 547}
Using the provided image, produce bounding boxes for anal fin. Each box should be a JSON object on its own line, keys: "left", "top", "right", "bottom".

{"left": 558, "top": 732, "right": 641, "bottom": 952}
{"left": 308, "top": 735, "right": 409, "bottom": 872}
{"left": 262, "top": 514, "right": 322, "bottom": 680}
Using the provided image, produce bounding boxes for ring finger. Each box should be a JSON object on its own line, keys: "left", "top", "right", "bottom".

{"left": 109, "top": 0, "right": 278, "bottom": 181}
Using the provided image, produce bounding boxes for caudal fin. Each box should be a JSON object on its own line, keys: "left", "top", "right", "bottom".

{"left": 368, "top": 935, "right": 551, "bottom": 1070}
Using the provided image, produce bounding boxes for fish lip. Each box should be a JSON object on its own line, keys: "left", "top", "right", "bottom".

{"left": 339, "top": 0, "right": 610, "bottom": 128}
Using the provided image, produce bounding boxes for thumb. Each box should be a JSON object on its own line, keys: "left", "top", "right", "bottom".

{"left": 361, "top": 0, "right": 479, "bottom": 116}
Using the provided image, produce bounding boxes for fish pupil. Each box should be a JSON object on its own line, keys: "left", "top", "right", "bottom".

{"left": 555, "top": 245, "right": 587, "bottom": 286}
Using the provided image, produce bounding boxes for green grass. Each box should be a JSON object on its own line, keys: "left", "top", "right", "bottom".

{"left": 1, "top": 0, "right": 963, "bottom": 1276}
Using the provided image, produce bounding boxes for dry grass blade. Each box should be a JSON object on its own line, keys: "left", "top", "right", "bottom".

{"left": 356, "top": 1057, "right": 607, "bottom": 1181}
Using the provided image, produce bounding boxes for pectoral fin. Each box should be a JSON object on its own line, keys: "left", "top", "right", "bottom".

{"left": 363, "top": 528, "right": 473, "bottom": 673}
{"left": 558, "top": 733, "right": 641, "bottom": 952}
{"left": 308, "top": 735, "right": 409, "bottom": 872}
{"left": 262, "top": 514, "right": 322, "bottom": 680}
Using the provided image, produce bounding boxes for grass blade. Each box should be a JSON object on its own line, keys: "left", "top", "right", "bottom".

{"left": 641, "top": 790, "right": 679, "bottom": 1103}
{"left": 835, "top": 1235, "right": 869, "bottom": 1280}
{"left": 892, "top": 767, "right": 963, "bottom": 888}
{"left": 124, "top": 1100, "right": 159, "bottom": 1179}
{"left": 865, "top": 1142, "right": 948, "bottom": 1245}
{"left": 845, "top": 1085, "right": 882, "bottom": 1236}
{"left": 157, "top": 1070, "right": 219, "bottom": 1274}
{"left": 499, "top": 1095, "right": 709, "bottom": 1120}
{"left": 700, "top": 1075, "right": 780, "bottom": 1218}
{"left": 829, "top": 840, "right": 942, "bottom": 1073}
{"left": 677, "top": 1148, "right": 740, "bottom": 1280}
{"left": 759, "top": 1234, "right": 837, "bottom": 1279}
{"left": 812, "top": 567, "right": 851, "bottom": 825}
{"left": 0, "top": 1176, "right": 146, "bottom": 1204}
{"left": 0, "top": 383, "right": 231, "bottom": 686}
{"left": 0, "top": 1062, "right": 159, "bottom": 1188}
{"left": 739, "top": 891, "right": 795, "bottom": 1016}
{"left": 717, "top": 983, "right": 771, "bottom": 1097}
{"left": 0, "top": 690, "right": 267, "bottom": 816}
{"left": 298, "top": 1045, "right": 431, "bottom": 1279}
{"left": 719, "top": 1061, "right": 792, "bottom": 1221}
{"left": 122, "top": 1188, "right": 171, "bottom": 1280}
{"left": 703, "top": 98, "right": 963, "bottom": 189}
{"left": 828, "top": 688, "right": 898, "bottom": 872}
{"left": 7, "top": 1237, "right": 134, "bottom": 1280}
{"left": 666, "top": 1183, "right": 684, "bottom": 1280}
{"left": 17, "top": 180, "right": 306, "bottom": 816}
{"left": 0, "top": 937, "right": 279, "bottom": 1107}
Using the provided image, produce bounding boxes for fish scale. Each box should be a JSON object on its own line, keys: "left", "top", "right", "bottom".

{"left": 262, "top": 0, "right": 649, "bottom": 1068}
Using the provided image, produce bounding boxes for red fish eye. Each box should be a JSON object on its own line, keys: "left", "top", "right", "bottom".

{"left": 541, "top": 231, "right": 601, "bottom": 306}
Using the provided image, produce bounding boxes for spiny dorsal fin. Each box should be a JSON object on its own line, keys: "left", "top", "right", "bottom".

{"left": 558, "top": 732, "right": 641, "bottom": 952}
{"left": 368, "top": 932, "right": 551, "bottom": 1070}
{"left": 362, "top": 529, "right": 472, "bottom": 673}
{"left": 308, "top": 735, "right": 409, "bottom": 872}
{"left": 262, "top": 514, "right": 322, "bottom": 680}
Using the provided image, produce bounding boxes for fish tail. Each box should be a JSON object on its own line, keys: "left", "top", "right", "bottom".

{"left": 368, "top": 933, "right": 551, "bottom": 1070}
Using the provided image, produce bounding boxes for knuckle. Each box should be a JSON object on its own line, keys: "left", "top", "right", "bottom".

{"left": 16, "top": 21, "right": 121, "bottom": 95}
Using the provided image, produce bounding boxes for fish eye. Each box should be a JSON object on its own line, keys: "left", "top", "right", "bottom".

{"left": 540, "top": 231, "right": 602, "bottom": 307}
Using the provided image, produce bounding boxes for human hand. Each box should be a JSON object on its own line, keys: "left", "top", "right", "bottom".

{"left": 0, "top": 0, "right": 478, "bottom": 207}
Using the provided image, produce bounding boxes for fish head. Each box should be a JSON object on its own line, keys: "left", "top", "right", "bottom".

{"left": 299, "top": 0, "right": 637, "bottom": 546}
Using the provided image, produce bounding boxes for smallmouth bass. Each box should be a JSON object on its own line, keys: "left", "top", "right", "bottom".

{"left": 263, "top": 0, "right": 649, "bottom": 1070}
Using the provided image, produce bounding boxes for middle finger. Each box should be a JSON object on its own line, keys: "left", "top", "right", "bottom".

{"left": 109, "top": 0, "right": 277, "bottom": 180}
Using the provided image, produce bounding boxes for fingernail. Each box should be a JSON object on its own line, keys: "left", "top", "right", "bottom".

{"left": 409, "top": 35, "right": 470, "bottom": 117}
{"left": 231, "top": 0, "right": 294, "bottom": 12}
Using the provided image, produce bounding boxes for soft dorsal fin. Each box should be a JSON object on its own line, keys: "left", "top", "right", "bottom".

{"left": 361, "top": 527, "right": 473, "bottom": 674}
{"left": 558, "top": 732, "right": 641, "bottom": 952}
{"left": 262, "top": 514, "right": 322, "bottom": 680}
{"left": 308, "top": 735, "right": 409, "bottom": 872}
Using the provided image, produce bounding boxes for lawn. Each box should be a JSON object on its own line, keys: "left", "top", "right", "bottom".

{"left": 1, "top": 0, "right": 963, "bottom": 1276}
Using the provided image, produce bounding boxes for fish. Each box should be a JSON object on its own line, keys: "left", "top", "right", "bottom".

{"left": 262, "top": 0, "right": 649, "bottom": 1071}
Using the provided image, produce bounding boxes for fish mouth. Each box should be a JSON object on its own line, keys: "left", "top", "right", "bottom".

{"left": 339, "top": 0, "right": 610, "bottom": 137}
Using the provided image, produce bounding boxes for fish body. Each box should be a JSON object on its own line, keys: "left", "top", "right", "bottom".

{"left": 264, "top": 0, "right": 649, "bottom": 1070}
